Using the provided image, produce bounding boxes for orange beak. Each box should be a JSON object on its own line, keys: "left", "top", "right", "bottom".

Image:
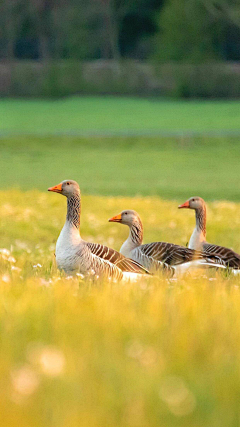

{"left": 108, "top": 213, "right": 122, "bottom": 223}
{"left": 178, "top": 200, "right": 190, "bottom": 209}
{"left": 48, "top": 183, "right": 63, "bottom": 193}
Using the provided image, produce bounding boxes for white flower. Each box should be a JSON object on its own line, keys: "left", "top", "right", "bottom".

{"left": 38, "top": 347, "right": 65, "bottom": 377}
{"left": 27, "top": 344, "right": 65, "bottom": 377}
{"left": 0, "top": 248, "right": 10, "bottom": 256}
{"left": 11, "top": 366, "right": 39, "bottom": 396}
{"left": 2, "top": 274, "right": 10, "bottom": 283}
{"left": 11, "top": 266, "right": 21, "bottom": 272}
{"left": 39, "top": 279, "right": 52, "bottom": 287}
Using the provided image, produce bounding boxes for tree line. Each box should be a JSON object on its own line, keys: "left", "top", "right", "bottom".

{"left": 1, "top": 0, "right": 240, "bottom": 62}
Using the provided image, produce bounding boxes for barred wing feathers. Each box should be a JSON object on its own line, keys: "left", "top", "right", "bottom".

{"left": 90, "top": 252, "right": 124, "bottom": 281}
{"left": 138, "top": 241, "right": 226, "bottom": 267}
{"left": 87, "top": 242, "right": 150, "bottom": 274}
{"left": 203, "top": 242, "right": 240, "bottom": 269}
{"left": 139, "top": 242, "right": 198, "bottom": 266}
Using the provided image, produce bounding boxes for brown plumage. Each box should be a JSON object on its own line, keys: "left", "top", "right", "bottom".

{"left": 109, "top": 209, "right": 227, "bottom": 274}
{"left": 48, "top": 180, "right": 150, "bottom": 279}
{"left": 179, "top": 196, "right": 240, "bottom": 269}
{"left": 86, "top": 242, "right": 150, "bottom": 274}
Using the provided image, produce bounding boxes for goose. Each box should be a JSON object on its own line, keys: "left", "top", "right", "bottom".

{"left": 178, "top": 196, "right": 240, "bottom": 269}
{"left": 108, "top": 209, "right": 226, "bottom": 274}
{"left": 48, "top": 180, "right": 150, "bottom": 280}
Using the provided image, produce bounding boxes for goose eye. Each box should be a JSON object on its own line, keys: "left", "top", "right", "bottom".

{"left": 67, "top": 182, "right": 70, "bottom": 185}
{"left": 192, "top": 199, "right": 195, "bottom": 202}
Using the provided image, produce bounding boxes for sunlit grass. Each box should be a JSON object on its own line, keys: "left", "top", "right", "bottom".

{"left": 1, "top": 190, "right": 240, "bottom": 426}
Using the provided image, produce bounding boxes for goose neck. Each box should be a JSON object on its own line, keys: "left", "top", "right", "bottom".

{"left": 120, "top": 219, "right": 143, "bottom": 258}
{"left": 130, "top": 219, "right": 143, "bottom": 246}
{"left": 195, "top": 206, "right": 206, "bottom": 237}
{"left": 66, "top": 192, "right": 81, "bottom": 230}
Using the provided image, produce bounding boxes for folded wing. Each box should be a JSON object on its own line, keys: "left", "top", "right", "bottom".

{"left": 87, "top": 242, "right": 150, "bottom": 274}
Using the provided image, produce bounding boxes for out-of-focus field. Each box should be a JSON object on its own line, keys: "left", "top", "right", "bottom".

{"left": 2, "top": 96, "right": 240, "bottom": 200}
{"left": 1, "top": 136, "right": 240, "bottom": 200}
{"left": 1, "top": 190, "right": 240, "bottom": 426}
{"left": 1, "top": 96, "right": 240, "bottom": 425}
{"left": 2, "top": 97, "right": 240, "bottom": 134}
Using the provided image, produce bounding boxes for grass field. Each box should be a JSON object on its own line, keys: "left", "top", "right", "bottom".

{"left": 1, "top": 135, "right": 240, "bottom": 200}
{"left": 2, "top": 96, "right": 240, "bottom": 200}
{"left": 2, "top": 97, "right": 240, "bottom": 135}
{"left": 1, "top": 96, "right": 240, "bottom": 425}
{"left": 1, "top": 190, "right": 240, "bottom": 426}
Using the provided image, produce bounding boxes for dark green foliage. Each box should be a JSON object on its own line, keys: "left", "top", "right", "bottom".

{"left": 1, "top": 0, "right": 240, "bottom": 98}
{"left": 1, "top": 0, "right": 240, "bottom": 64}
{"left": 153, "top": 0, "right": 240, "bottom": 62}
{"left": 0, "top": 0, "right": 164, "bottom": 62}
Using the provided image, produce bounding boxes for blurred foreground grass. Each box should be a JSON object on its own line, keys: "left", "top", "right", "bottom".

{"left": 1, "top": 191, "right": 240, "bottom": 425}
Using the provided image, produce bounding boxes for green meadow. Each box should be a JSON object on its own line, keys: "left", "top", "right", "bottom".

{"left": 2, "top": 97, "right": 240, "bottom": 200}
{"left": 1, "top": 135, "right": 240, "bottom": 200}
{"left": 1, "top": 97, "right": 240, "bottom": 426}
{"left": 2, "top": 97, "right": 240, "bottom": 135}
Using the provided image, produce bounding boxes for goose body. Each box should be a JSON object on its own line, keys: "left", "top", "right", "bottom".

{"left": 48, "top": 181, "right": 149, "bottom": 280}
{"left": 188, "top": 227, "right": 206, "bottom": 251}
{"left": 179, "top": 197, "right": 240, "bottom": 270}
{"left": 109, "top": 210, "right": 226, "bottom": 275}
{"left": 56, "top": 221, "right": 84, "bottom": 273}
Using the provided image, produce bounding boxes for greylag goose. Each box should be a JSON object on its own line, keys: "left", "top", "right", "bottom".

{"left": 178, "top": 197, "right": 240, "bottom": 269}
{"left": 108, "top": 210, "right": 226, "bottom": 274}
{"left": 48, "top": 180, "right": 149, "bottom": 280}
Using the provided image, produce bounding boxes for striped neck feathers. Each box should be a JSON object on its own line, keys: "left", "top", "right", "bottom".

{"left": 130, "top": 218, "right": 143, "bottom": 246}
{"left": 67, "top": 192, "right": 81, "bottom": 229}
{"left": 195, "top": 205, "right": 206, "bottom": 238}
{"left": 120, "top": 217, "right": 143, "bottom": 257}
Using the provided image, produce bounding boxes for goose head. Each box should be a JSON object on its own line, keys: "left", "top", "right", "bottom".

{"left": 178, "top": 196, "right": 205, "bottom": 211}
{"left": 109, "top": 210, "right": 141, "bottom": 226}
{"left": 48, "top": 180, "right": 80, "bottom": 197}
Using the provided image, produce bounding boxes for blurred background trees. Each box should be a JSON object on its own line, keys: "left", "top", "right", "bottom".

{"left": 0, "top": 0, "right": 162, "bottom": 60}
{"left": 154, "top": 0, "right": 240, "bottom": 62}
{"left": 1, "top": 0, "right": 240, "bottom": 61}
{"left": 0, "top": 0, "right": 240, "bottom": 97}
